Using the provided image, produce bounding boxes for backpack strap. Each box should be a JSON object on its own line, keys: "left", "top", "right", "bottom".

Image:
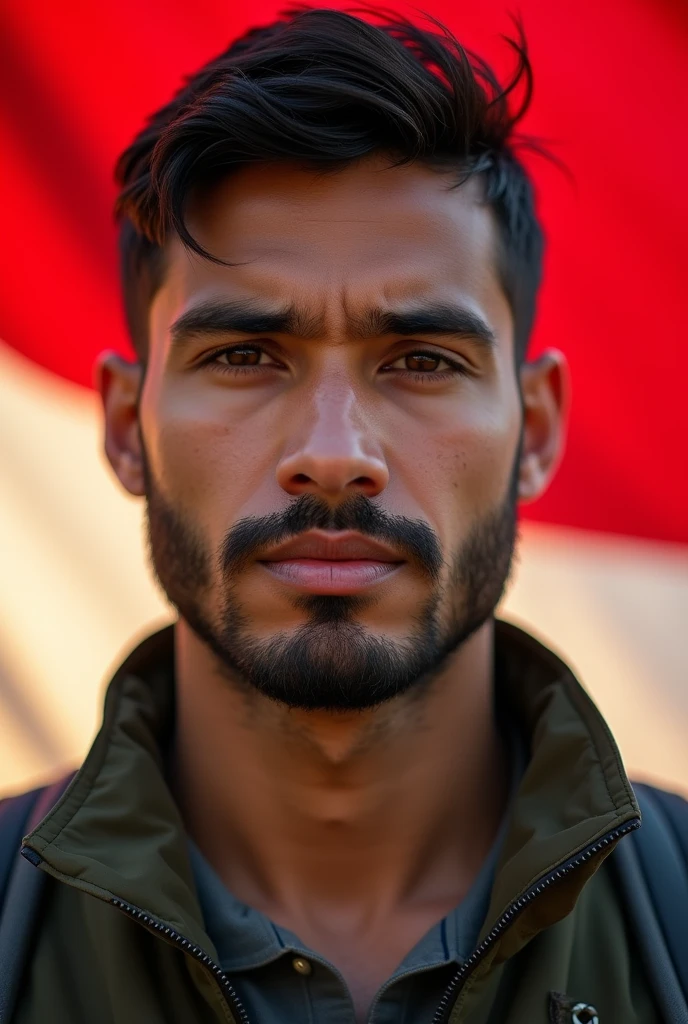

{"left": 0, "top": 787, "right": 46, "bottom": 917}
{"left": 0, "top": 773, "right": 74, "bottom": 1023}
{"left": 614, "top": 782, "right": 688, "bottom": 1023}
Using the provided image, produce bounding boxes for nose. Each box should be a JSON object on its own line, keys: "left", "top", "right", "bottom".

{"left": 275, "top": 385, "right": 389, "bottom": 499}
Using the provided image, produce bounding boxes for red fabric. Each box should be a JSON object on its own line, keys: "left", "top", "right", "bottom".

{"left": 1, "top": 1, "right": 686, "bottom": 543}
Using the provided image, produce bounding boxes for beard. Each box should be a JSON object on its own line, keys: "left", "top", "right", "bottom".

{"left": 143, "top": 457, "right": 519, "bottom": 711}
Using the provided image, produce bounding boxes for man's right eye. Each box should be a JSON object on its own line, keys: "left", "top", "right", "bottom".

{"left": 199, "top": 344, "right": 284, "bottom": 375}
{"left": 214, "top": 346, "right": 264, "bottom": 366}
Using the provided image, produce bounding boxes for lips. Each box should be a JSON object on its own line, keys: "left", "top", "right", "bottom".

{"left": 259, "top": 530, "right": 404, "bottom": 594}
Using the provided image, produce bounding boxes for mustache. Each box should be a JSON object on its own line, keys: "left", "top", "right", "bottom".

{"left": 220, "top": 494, "right": 444, "bottom": 582}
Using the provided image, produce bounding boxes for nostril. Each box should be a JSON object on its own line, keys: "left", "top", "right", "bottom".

{"left": 353, "top": 476, "right": 376, "bottom": 490}
{"left": 292, "top": 474, "right": 312, "bottom": 485}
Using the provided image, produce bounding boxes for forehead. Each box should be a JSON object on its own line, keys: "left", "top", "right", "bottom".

{"left": 156, "top": 155, "right": 511, "bottom": 343}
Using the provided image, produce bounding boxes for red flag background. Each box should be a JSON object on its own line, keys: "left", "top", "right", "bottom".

{"left": 1, "top": 0, "right": 687, "bottom": 542}
{"left": 0, "top": 0, "right": 686, "bottom": 795}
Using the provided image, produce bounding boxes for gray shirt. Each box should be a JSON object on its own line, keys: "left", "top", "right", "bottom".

{"left": 188, "top": 730, "right": 525, "bottom": 1024}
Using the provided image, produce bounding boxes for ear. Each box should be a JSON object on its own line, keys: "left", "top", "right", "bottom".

{"left": 94, "top": 351, "right": 146, "bottom": 497}
{"left": 517, "top": 349, "right": 569, "bottom": 503}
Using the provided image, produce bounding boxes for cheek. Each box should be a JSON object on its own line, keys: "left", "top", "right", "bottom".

{"left": 386, "top": 379, "right": 521, "bottom": 548}
{"left": 139, "top": 381, "right": 282, "bottom": 543}
{"left": 448, "top": 401, "right": 520, "bottom": 505}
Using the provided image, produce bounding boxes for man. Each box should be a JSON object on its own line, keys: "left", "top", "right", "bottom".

{"left": 1, "top": 8, "right": 686, "bottom": 1024}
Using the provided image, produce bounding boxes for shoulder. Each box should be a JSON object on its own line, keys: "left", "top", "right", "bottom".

{"left": 631, "top": 781, "right": 688, "bottom": 862}
{"left": 633, "top": 780, "right": 688, "bottom": 816}
{"left": 0, "top": 773, "right": 74, "bottom": 826}
{"left": 0, "top": 774, "right": 75, "bottom": 874}
{"left": 0, "top": 784, "right": 47, "bottom": 854}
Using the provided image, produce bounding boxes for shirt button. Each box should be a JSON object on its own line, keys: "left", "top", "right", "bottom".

{"left": 292, "top": 957, "right": 312, "bottom": 976}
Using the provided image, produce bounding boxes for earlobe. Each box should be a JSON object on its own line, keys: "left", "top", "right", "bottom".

{"left": 518, "top": 350, "right": 569, "bottom": 504}
{"left": 94, "top": 350, "right": 146, "bottom": 497}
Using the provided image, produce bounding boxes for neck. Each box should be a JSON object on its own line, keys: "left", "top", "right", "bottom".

{"left": 171, "top": 618, "right": 508, "bottom": 928}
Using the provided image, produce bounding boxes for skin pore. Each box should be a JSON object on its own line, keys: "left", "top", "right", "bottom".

{"left": 98, "top": 154, "right": 566, "bottom": 1021}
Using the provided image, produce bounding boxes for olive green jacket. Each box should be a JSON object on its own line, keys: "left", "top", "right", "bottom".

{"left": 15, "top": 621, "right": 659, "bottom": 1023}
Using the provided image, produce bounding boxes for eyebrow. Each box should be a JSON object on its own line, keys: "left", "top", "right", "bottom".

{"left": 352, "top": 305, "right": 496, "bottom": 347}
{"left": 170, "top": 299, "right": 324, "bottom": 346}
{"left": 169, "top": 298, "right": 496, "bottom": 348}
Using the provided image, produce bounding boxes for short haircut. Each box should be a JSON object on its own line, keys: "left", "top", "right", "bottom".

{"left": 115, "top": 6, "right": 544, "bottom": 362}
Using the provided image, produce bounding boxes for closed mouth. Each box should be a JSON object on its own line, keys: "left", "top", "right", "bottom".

{"left": 259, "top": 530, "right": 404, "bottom": 594}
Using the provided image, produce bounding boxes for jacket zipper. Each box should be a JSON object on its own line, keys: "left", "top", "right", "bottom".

{"left": 34, "top": 816, "right": 638, "bottom": 1024}
{"left": 110, "top": 897, "right": 251, "bottom": 1024}
{"left": 431, "top": 817, "right": 641, "bottom": 1024}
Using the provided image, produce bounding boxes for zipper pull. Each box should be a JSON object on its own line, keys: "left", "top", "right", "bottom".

{"left": 549, "top": 993, "right": 599, "bottom": 1024}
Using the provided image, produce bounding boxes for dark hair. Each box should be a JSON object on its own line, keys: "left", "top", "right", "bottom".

{"left": 115, "top": 6, "right": 543, "bottom": 362}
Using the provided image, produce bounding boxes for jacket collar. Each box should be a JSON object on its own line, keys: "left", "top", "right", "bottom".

{"left": 483, "top": 621, "right": 638, "bottom": 961}
{"left": 24, "top": 620, "right": 639, "bottom": 965}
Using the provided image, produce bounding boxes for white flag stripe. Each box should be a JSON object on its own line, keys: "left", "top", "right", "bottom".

{"left": 1, "top": 340, "right": 686, "bottom": 796}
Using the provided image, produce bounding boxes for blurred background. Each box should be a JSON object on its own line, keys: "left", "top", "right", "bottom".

{"left": 0, "top": 0, "right": 686, "bottom": 798}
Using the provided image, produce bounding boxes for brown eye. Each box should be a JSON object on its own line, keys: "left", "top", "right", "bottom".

{"left": 405, "top": 353, "right": 442, "bottom": 372}
{"left": 223, "top": 347, "right": 262, "bottom": 366}
{"left": 382, "top": 349, "right": 465, "bottom": 380}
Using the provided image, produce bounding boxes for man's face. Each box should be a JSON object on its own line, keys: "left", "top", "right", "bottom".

{"left": 124, "top": 156, "right": 545, "bottom": 709}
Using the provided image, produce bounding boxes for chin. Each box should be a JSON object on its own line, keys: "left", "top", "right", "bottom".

{"left": 215, "top": 613, "right": 448, "bottom": 711}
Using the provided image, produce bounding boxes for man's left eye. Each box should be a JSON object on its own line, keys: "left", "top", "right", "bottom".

{"left": 387, "top": 351, "right": 459, "bottom": 374}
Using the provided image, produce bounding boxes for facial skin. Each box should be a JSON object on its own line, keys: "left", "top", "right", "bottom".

{"left": 99, "top": 154, "right": 566, "bottom": 1014}
{"left": 100, "top": 154, "right": 565, "bottom": 710}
